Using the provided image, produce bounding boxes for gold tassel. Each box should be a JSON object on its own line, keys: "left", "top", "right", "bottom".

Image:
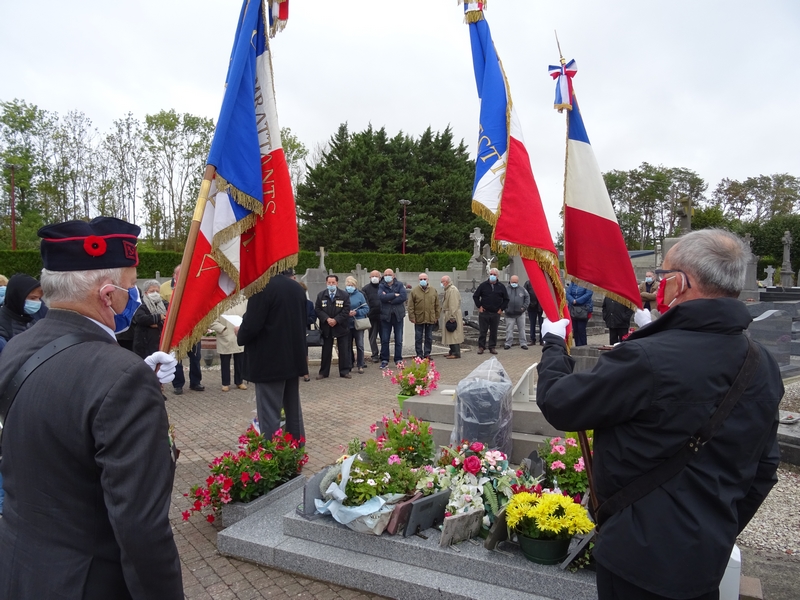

{"left": 565, "top": 276, "right": 640, "bottom": 313}
{"left": 471, "top": 200, "right": 498, "bottom": 227}
{"left": 464, "top": 11, "right": 485, "bottom": 24}
{"left": 215, "top": 175, "right": 265, "bottom": 215}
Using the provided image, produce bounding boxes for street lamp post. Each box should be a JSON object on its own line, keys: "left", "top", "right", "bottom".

{"left": 4, "top": 163, "right": 17, "bottom": 251}
{"left": 399, "top": 199, "right": 411, "bottom": 254}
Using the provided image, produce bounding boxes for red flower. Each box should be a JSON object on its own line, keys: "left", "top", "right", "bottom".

{"left": 83, "top": 235, "right": 107, "bottom": 257}
{"left": 181, "top": 511, "right": 191, "bottom": 521}
{"left": 463, "top": 455, "right": 482, "bottom": 475}
{"left": 206, "top": 476, "right": 215, "bottom": 486}
{"left": 206, "top": 514, "right": 215, "bottom": 523}
{"left": 241, "top": 472, "right": 251, "bottom": 483}
{"left": 253, "top": 472, "right": 262, "bottom": 483}
{"left": 469, "top": 442, "right": 484, "bottom": 453}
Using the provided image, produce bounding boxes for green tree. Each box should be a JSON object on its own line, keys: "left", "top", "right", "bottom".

{"left": 296, "top": 123, "right": 483, "bottom": 253}
{"left": 281, "top": 126, "right": 308, "bottom": 195}
{"left": 710, "top": 174, "right": 800, "bottom": 224}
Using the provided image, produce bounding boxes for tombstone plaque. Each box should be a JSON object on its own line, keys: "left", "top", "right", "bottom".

{"left": 302, "top": 245, "right": 330, "bottom": 301}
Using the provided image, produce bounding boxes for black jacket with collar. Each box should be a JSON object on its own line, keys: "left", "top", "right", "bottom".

{"left": 315, "top": 287, "right": 351, "bottom": 338}
{"left": 537, "top": 297, "right": 782, "bottom": 598}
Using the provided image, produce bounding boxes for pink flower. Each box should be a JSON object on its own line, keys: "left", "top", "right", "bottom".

{"left": 452, "top": 457, "right": 461, "bottom": 467}
{"left": 390, "top": 377, "right": 398, "bottom": 385}
{"left": 388, "top": 454, "right": 401, "bottom": 465}
{"left": 551, "top": 460, "right": 566, "bottom": 470}
{"left": 463, "top": 455, "right": 482, "bottom": 475}
{"left": 553, "top": 445, "right": 566, "bottom": 455}
{"left": 566, "top": 437, "right": 578, "bottom": 447}
{"left": 550, "top": 437, "right": 562, "bottom": 446}
{"left": 253, "top": 472, "right": 262, "bottom": 482}
{"left": 415, "top": 385, "right": 423, "bottom": 395}
{"left": 574, "top": 457, "right": 585, "bottom": 472}
{"left": 370, "top": 423, "right": 378, "bottom": 434}
{"left": 407, "top": 375, "right": 416, "bottom": 385}
{"left": 469, "top": 441, "right": 485, "bottom": 453}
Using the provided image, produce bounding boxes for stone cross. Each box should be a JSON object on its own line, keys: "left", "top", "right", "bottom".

{"left": 743, "top": 232, "right": 753, "bottom": 250}
{"left": 761, "top": 265, "right": 776, "bottom": 287}
{"left": 315, "top": 246, "right": 327, "bottom": 271}
{"left": 469, "top": 227, "right": 484, "bottom": 260}
{"left": 782, "top": 231, "right": 793, "bottom": 268}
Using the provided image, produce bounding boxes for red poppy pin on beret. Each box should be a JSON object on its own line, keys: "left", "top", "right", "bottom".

{"left": 38, "top": 217, "right": 141, "bottom": 272}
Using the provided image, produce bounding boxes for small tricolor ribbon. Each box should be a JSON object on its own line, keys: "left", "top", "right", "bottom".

{"left": 459, "top": 0, "right": 486, "bottom": 23}
{"left": 268, "top": 0, "right": 289, "bottom": 37}
{"left": 548, "top": 58, "right": 577, "bottom": 112}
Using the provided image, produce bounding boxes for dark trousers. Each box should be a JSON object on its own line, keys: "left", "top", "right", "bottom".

{"left": 220, "top": 352, "right": 244, "bottom": 386}
{"left": 573, "top": 318, "right": 588, "bottom": 346}
{"left": 528, "top": 308, "right": 544, "bottom": 343}
{"left": 449, "top": 343, "right": 461, "bottom": 358}
{"left": 173, "top": 342, "right": 202, "bottom": 389}
{"left": 380, "top": 316, "right": 403, "bottom": 363}
{"left": 608, "top": 327, "right": 628, "bottom": 345}
{"left": 414, "top": 323, "right": 433, "bottom": 358}
{"left": 368, "top": 317, "right": 381, "bottom": 360}
{"left": 478, "top": 311, "right": 500, "bottom": 349}
{"left": 320, "top": 333, "right": 351, "bottom": 377}
{"left": 254, "top": 379, "right": 305, "bottom": 442}
{"left": 596, "top": 563, "right": 719, "bottom": 600}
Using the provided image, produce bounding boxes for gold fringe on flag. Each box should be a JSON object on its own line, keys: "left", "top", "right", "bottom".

{"left": 565, "top": 275, "right": 640, "bottom": 313}
{"left": 471, "top": 200, "right": 498, "bottom": 227}
{"left": 458, "top": 0, "right": 486, "bottom": 23}
{"left": 215, "top": 175, "right": 265, "bottom": 215}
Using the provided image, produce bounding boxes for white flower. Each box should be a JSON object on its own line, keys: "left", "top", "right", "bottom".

{"left": 367, "top": 479, "right": 376, "bottom": 486}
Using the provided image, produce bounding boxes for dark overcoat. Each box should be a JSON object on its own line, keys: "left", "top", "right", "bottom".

{"left": 131, "top": 302, "right": 164, "bottom": 359}
{"left": 0, "top": 309, "right": 182, "bottom": 599}
{"left": 536, "top": 298, "right": 782, "bottom": 598}
{"left": 315, "top": 287, "right": 350, "bottom": 339}
{"left": 237, "top": 274, "right": 308, "bottom": 382}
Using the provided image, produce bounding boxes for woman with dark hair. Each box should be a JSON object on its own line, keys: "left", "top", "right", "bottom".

{"left": 0, "top": 273, "right": 43, "bottom": 349}
{"left": 132, "top": 279, "right": 167, "bottom": 359}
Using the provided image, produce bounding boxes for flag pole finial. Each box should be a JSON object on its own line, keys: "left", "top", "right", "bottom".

{"left": 555, "top": 30, "right": 566, "bottom": 66}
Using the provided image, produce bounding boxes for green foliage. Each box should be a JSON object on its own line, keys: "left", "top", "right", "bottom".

{"left": 742, "top": 214, "right": 800, "bottom": 275}
{"left": 378, "top": 410, "right": 435, "bottom": 467}
{"left": 343, "top": 439, "right": 421, "bottom": 506}
{"left": 297, "top": 123, "right": 486, "bottom": 253}
{"left": 0, "top": 249, "right": 43, "bottom": 277}
{"left": 136, "top": 251, "right": 184, "bottom": 279}
{"left": 538, "top": 433, "right": 591, "bottom": 498}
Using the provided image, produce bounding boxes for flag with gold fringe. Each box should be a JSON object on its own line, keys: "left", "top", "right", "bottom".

{"left": 459, "top": 1, "right": 567, "bottom": 323}
{"left": 162, "top": 0, "right": 297, "bottom": 358}
{"left": 552, "top": 57, "right": 642, "bottom": 310}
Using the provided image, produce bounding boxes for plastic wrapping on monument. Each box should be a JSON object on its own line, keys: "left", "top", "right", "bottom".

{"left": 450, "top": 357, "right": 513, "bottom": 456}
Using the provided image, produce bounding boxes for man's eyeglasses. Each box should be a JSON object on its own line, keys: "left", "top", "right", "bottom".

{"left": 654, "top": 269, "right": 692, "bottom": 288}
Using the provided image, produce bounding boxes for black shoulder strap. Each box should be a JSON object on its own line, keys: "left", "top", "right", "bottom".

{"left": 594, "top": 337, "right": 761, "bottom": 528}
{"left": 0, "top": 332, "right": 114, "bottom": 445}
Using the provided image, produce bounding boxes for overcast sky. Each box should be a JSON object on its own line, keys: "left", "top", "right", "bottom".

{"left": 2, "top": 0, "right": 799, "bottom": 232}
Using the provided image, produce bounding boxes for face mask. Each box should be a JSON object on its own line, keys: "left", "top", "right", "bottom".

{"left": 24, "top": 299, "right": 42, "bottom": 315}
{"left": 655, "top": 276, "right": 683, "bottom": 314}
{"left": 384, "top": 276, "right": 393, "bottom": 283}
{"left": 440, "top": 283, "right": 445, "bottom": 289}
{"left": 489, "top": 275, "right": 497, "bottom": 283}
{"left": 345, "top": 285, "right": 355, "bottom": 293}
{"left": 0, "top": 286, "right": 5, "bottom": 305}
{"left": 108, "top": 285, "right": 142, "bottom": 333}
{"left": 645, "top": 277, "right": 653, "bottom": 283}
{"left": 371, "top": 277, "right": 380, "bottom": 285}
{"left": 147, "top": 291, "right": 162, "bottom": 302}
{"left": 327, "top": 285, "right": 337, "bottom": 293}
{"left": 419, "top": 280, "right": 428, "bottom": 287}
{"left": 510, "top": 283, "right": 518, "bottom": 288}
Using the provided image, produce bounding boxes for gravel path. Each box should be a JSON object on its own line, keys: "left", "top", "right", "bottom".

{"left": 780, "top": 378, "right": 800, "bottom": 413}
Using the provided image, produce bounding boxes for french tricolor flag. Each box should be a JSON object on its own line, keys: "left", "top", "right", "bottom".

{"left": 561, "top": 76, "right": 641, "bottom": 310}
{"left": 163, "top": 0, "right": 298, "bottom": 357}
{"left": 462, "top": 4, "right": 567, "bottom": 323}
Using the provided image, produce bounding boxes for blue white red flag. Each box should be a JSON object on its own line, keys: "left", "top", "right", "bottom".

{"left": 558, "top": 61, "right": 641, "bottom": 310}
{"left": 460, "top": 3, "right": 567, "bottom": 323}
{"left": 549, "top": 59, "right": 577, "bottom": 112}
{"left": 163, "top": 0, "right": 297, "bottom": 357}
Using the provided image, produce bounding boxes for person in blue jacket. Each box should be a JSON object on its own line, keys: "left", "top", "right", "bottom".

{"left": 567, "top": 282, "right": 593, "bottom": 346}
{"left": 378, "top": 269, "right": 407, "bottom": 368}
{"left": 345, "top": 276, "right": 370, "bottom": 374}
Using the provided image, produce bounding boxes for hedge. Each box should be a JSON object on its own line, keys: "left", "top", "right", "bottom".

{"left": 0, "top": 249, "right": 509, "bottom": 280}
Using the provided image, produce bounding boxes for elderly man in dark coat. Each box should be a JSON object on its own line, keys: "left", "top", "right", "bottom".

{"left": 314, "top": 274, "right": 352, "bottom": 379}
{"left": 0, "top": 217, "right": 182, "bottom": 599}
{"left": 238, "top": 269, "right": 308, "bottom": 441}
{"left": 537, "top": 229, "right": 783, "bottom": 600}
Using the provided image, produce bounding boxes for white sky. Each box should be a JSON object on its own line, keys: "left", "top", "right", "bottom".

{"left": 2, "top": 0, "right": 799, "bottom": 234}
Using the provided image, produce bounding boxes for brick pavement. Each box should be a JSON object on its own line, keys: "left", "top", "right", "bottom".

{"left": 170, "top": 333, "right": 582, "bottom": 599}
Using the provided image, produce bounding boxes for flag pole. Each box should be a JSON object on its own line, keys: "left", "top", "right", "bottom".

{"left": 160, "top": 164, "right": 217, "bottom": 356}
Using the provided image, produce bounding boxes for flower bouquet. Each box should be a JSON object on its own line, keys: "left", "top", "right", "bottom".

{"left": 505, "top": 488, "right": 595, "bottom": 564}
{"left": 371, "top": 409, "right": 435, "bottom": 468}
{"left": 538, "top": 433, "right": 592, "bottom": 500}
{"left": 383, "top": 357, "right": 440, "bottom": 406}
{"left": 183, "top": 426, "right": 308, "bottom": 523}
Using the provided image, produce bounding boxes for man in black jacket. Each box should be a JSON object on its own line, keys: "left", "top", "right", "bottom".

{"left": 601, "top": 296, "right": 634, "bottom": 345}
{"left": 238, "top": 269, "right": 308, "bottom": 440}
{"left": 362, "top": 270, "right": 382, "bottom": 363}
{"left": 537, "top": 229, "right": 783, "bottom": 600}
{"left": 472, "top": 268, "right": 509, "bottom": 354}
{"left": 315, "top": 274, "right": 352, "bottom": 379}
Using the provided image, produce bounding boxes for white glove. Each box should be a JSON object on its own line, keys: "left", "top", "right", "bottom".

{"left": 634, "top": 308, "right": 652, "bottom": 328}
{"left": 144, "top": 351, "right": 179, "bottom": 385}
{"left": 541, "top": 318, "right": 570, "bottom": 340}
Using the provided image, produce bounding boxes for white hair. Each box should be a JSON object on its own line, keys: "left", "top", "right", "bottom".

{"left": 668, "top": 229, "right": 750, "bottom": 297}
{"left": 41, "top": 268, "right": 125, "bottom": 304}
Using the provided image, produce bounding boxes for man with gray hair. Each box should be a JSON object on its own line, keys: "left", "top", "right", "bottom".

{"left": 0, "top": 217, "right": 183, "bottom": 598}
{"left": 472, "top": 267, "right": 509, "bottom": 354}
{"left": 536, "top": 229, "right": 783, "bottom": 600}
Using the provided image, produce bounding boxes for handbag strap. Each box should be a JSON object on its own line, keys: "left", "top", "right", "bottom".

{"left": 0, "top": 331, "right": 113, "bottom": 446}
{"left": 594, "top": 337, "right": 761, "bottom": 528}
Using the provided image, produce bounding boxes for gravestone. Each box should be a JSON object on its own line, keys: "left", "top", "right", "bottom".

{"left": 481, "top": 243, "right": 498, "bottom": 278}
{"left": 351, "top": 263, "right": 367, "bottom": 288}
{"left": 747, "top": 309, "right": 800, "bottom": 377}
{"left": 465, "top": 228, "right": 485, "bottom": 284}
{"left": 301, "top": 246, "right": 330, "bottom": 301}
{"left": 760, "top": 265, "right": 776, "bottom": 288}
{"left": 781, "top": 231, "right": 795, "bottom": 288}
{"left": 739, "top": 233, "right": 759, "bottom": 302}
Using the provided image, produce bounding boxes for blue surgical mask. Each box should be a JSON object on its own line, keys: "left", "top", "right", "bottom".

{"left": 489, "top": 275, "right": 497, "bottom": 283}
{"left": 24, "top": 299, "right": 42, "bottom": 315}
{"left": 110, "top": 285, "right": 141, "bottom": 333}
{"left": 510, "top": 283, "right": 518, "bottom": 288}
{"left": 419, "top": 280, "right": 428, "bottom": 287}
{"left": 384, "top": 276, "right": 393, "bottom": 283}
{"left": 346, "top": 285, "right": 355, "bottom": 293}
{"left": 327, "top": 285, "right": 337, "bottom": 293}
{"left": 0, "top": 286, "right": 5, "bottom": 305}
{"left": 645, "top": 277, "right": 653, "bottom": 283}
